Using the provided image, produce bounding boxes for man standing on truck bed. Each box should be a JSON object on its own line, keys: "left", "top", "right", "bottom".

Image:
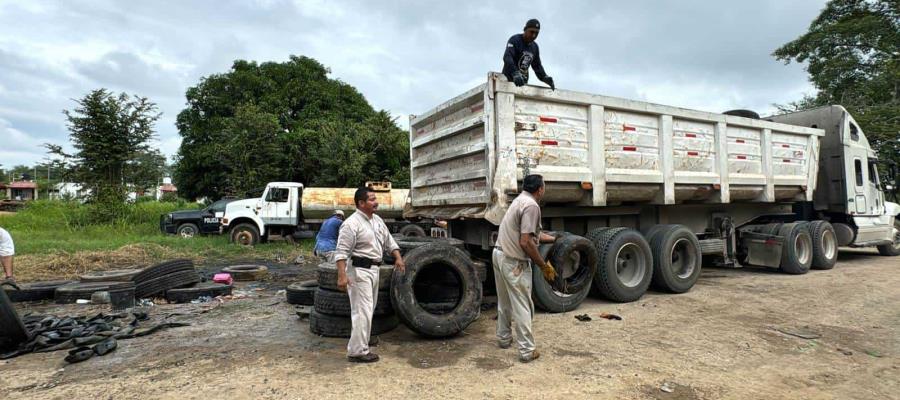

{"left": 502, "top": 18, "right": 554, "bottom": 90}
{"left": 334, "top": 187, "right": 405, "bottom": 363}
{"left": 314, "top": 210, "right": 344, "bottom": 262}
{"left": 493, "top": 174, "right": 557, "bottom": 363}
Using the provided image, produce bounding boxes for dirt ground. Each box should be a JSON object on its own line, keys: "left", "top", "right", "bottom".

{"left": 1, "top": 249, "right": 898, "bottom": 400}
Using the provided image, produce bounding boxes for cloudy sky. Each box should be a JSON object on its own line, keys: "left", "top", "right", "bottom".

{"left": 0, "top": 0, "right": 826, "bottom": 168}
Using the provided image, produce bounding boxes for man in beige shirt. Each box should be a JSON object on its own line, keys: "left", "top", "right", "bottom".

{"left": 494, "top": 174, "right": 556, "bottom": 362}
{"left": 334, "top": 186, "right": 405, "bottom": 363}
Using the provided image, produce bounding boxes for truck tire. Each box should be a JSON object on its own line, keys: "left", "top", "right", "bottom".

{"left": 230, "top": 223, "right": 260, "bottom": 246}
{"left": 79, "top": 269, "right": 142, "bottom": 283}
{"left": 286, "top": 280, "right": 317, "bottom": 305}
{"left": 4, "top": 280, "right": 73, "bottom": 302}
{"left": 399, "top": 224, "right": 427, "bottom": 237}
{"left": 135, "top": 270, "right": 201, "bottom": 299}
{"left": 313, "top": 287, "right": 393, "bottom": 317}
{"left": 177, "top": 223, "right": 199, "bottom": 238}
{"left": 532, "top": 234, "right": 597, "bottom": 313}
{"left": 391, "top": 243, "right": 482, "bottom": 338}
{"left": 808, "top": 221, "right": 838, "bottom": 269}
{"left": 0, "top": 289, "right": 27, "bottom": 351}
{"left": 591, "top": 228, "right": 653, "bottom": 303}
{"left": 56, "top": 281, "right": 136, "bottom": 304}
{"left": 876, "top": 220, "right": 900, "bottom": 256}
{"left": 222, "top": 265, "right": 268, "bottom": 281}
{"left": 397, "top": 237, "right": 465, "bottom": 252}
{"left": 778, "top": 222, "right": 813, "bottom": 274}
{"left": 309, "top": 310, "right": 399, "bottom": 338}
{"left": 132, "top": 259, "right": 193, "bottom": 284}
{"left": 648, "top": 225, "right": 702, "bottom": 293}
{"left": 165, "top": 282, "right": 233, "bottom": 303}
{"left": 317, "top": 262, "right": 393, "bottom": 292}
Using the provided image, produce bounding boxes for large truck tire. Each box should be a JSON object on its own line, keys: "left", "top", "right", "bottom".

{"left": 165, "top": 282, "right": 233, "bottom": 303}
{"left": 396, "top": 237, "right": 465, "bottom": 252}
{"left": 808, "top": 221, "right": 838, "bottom": 269}
{"left": 230, "top": 223, "right": 260, "bottom": 246}
{"left": 0, "top": 289, "right": 27, "bottom": 351}
{"left": 648, "top": 225, "right": 702, "bottom": 293}
{"left": 309, "top": 310, "right": 399, "bottom": 338}
{"left": 531, "top": 234, "right": 597, "bottom": 313}
{"left": 591, "top": 228, "right": 653, "bottom": 303}
{"left": 313, "top": 287, "right": 392, "bottom": 317}
{"left": 286, "top": 280, "right": 317, "bottom": 305}
{"left": 391, "top": 243, "right": 482, "bottom": 338}
{"left": 876, "top": 220, "right": 900, "bottom": 256}
{"left": 778, "top": 222, "right": 813, "bottom": 274}
{"left": 399, "top": 224, "right": 427, "bottom": 237}
{"left": 317, "top": 262, "right": 393, "bottom": 292}
{"left": 4, "top": 280, "right": 73, "bottom": 303}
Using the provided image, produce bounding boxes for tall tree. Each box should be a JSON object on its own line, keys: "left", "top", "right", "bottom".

{"left": 174, "top": 55, "right": 410, "bottom": 200}
{"left": 773, "top": 0, "right": 899, "bottom": 165}
{"left": 47, "top": 89, "right": 161, "bottom": 219}
{"left": 126, "top": 148, "right": 168, "bottom": 194}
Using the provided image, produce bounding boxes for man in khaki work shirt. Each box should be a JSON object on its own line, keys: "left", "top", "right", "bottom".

{"left": 334, "top": 186, "right": 405, "bottom": 363}
{"left": 493, "top": 174, "right": 556, "bottom": 363}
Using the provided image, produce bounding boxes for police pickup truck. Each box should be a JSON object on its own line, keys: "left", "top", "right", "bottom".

{"left": 160, "top": 198, "right": 236, "bottom": 237}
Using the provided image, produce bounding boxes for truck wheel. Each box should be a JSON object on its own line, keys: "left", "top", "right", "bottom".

{"left": 177, "top": 223, "right": 199, "bottom": 238}
{"left": 591, "top": 228, "right": 653, "bottom": 303}
{"left": 391, "top": 243, "right": 482, "bottom": 338}
{"left": 649, "top": 225, "right": 702, "bottom": 293}
{"left": 286, "top": 280, "right": 317, "bottom": 305}
{"left": 399, "top": 224, "right": 427, "bottom": 237}
{"left": 230, "top": 223, "right": 260, "bottom": 246}
{"left": 778, "top": 222, "right": 813, "bottom": 274}
{"left": 532, "top": 234, "right": 597, "bottom": 313}
{"left": 876, "top": 220, "right": 900, "bottom": 256}
{"left": 808, "top": 221, "right": 838, "bottom": 269}
{"left": 313, "top": 287, "right": 392, "bottom": 317}
{"left": 309, "top": 310, "right": 399, "bottom": 338}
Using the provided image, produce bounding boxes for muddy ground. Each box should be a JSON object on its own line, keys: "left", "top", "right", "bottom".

{"left": 1, "top": 249, "right": 898, "bottom": 399}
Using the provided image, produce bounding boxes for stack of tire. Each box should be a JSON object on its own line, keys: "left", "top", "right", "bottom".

{"left": 309, "top": 261, "right": 399, "bottom": 338}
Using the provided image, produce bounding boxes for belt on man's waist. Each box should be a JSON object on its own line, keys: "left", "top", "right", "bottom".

{"left": 351, "top": 256, "right": 382, "bottom": 268}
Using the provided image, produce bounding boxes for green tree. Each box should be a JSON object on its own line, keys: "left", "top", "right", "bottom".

{"left": 174, "top": 55, "right": 410, "bottom": 200}
{"left": 773, "top": 0, "right": 899, "bottom": 165}
{"left": 126, "top": 148, "right": 168, "bottom": 194}
{"left": 46, "top": 89, "right": 161, "bottom": 221}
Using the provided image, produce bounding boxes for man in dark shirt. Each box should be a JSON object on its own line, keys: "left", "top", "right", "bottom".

{"left": 502, "top": 19, "right": 554, "bottom": 90}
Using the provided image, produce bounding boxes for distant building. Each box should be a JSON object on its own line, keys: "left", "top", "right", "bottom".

{"left": 6, "top": 181, "right": 38, "bottom": 201}
{"left": 49, "top": 182, "right": 90, "bottom": 201}
{"left": 156, "top": 177, "right": 178, "bottom": 200}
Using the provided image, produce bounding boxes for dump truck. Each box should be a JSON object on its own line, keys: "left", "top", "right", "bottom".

{"left": 404, "top": 72, "right": 899, "bottom": 312}
{"left": 221, "top": 181, "right": 431, "bottom": 245}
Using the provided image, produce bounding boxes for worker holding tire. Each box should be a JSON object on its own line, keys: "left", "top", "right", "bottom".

{"left": 0, "top": 226, "right": 16, "bottom": 289}
{"left": 334, "top": 186, "right": 405, "bottom": 363}
{"left": 493, "top": 174, "right": 556, "bottom": 363}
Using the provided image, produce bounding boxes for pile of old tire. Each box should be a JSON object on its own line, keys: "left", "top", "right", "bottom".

{"left": 395, "top": 236, "right": 466, "bottom": 253}
{"left": 391, "top": 243, "right": 482, "bottom": 338}
{"left": 55, "top": 281, "right": 136, "bottom": 304}
{"left": 131, "top": 259, "right": 201, "bottom": 299}
{"left": 4, "top": 280, "right": 73, "bottom": 303}
{"left": 286, "top": 280, "right": 317, "bottom": 306}
{"left": 310, "top": 261, "right": 398, "bottom": 337}
{"left": 165, "top": 282, "right": 233, "bottom": 303}
{"left": 532, "top": 234, "right": 598, "bottom": 313}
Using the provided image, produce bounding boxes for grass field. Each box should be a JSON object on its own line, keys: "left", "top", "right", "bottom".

{"left": 0, "top": 200, "right": 313, "bottom": 281}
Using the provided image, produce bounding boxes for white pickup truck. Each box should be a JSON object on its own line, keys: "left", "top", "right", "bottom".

{"left": 221, "top": 181, "right": 431, "bottom": 245}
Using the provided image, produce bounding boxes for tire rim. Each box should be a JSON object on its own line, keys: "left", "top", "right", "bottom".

{"left": 179, "top": 226, "right": 196, "bottom": 238}
{"left": 669, "top": 238, "right": 697, "bottom": 279}
{"left": 615, "top": 243, "right": 647, "bottom": 288}
{"left": 551, "top": 250, "right": 582, "bottom": 297}
{"left": 821, "top": 229, "right": 837, "bottom": 260}
{"left": 235, "top": 231, "right": 254, "bottom": 246}
{"left": 795, "top": 233, "right": 811, "bottom": 265}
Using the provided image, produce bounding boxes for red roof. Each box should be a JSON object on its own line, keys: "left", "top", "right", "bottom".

{"left": 160, "top": 183, "right": 177, "bottom": 192}
{"left": 9, "top": 181, "right": 37, "bottom": 189}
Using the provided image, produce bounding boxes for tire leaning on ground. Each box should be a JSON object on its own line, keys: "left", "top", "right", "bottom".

{"left": 591, "top": 228, "right": 654, "bottom": 303}
{"left": 876, "top": 219, "right": 900, "bottom": 257}
{"left": 391, "top": 243, "right": 482, "bottom": 338}
{"left": 309, "top": 310, "right": 399, "bottom": 338}
{"left": 647, "top": 225, "right": 702, "bottom": 293}
{"left": 177, "top": 223, "right": 200, "bottom": 238}
{"left": 778, "top": 222, "right": 813, "bottom": 275}
{"left": 0, "top": 289, "right": 28, "bottom": 351}
{"left": 399, "top": 224, "right": 427, "bottom": 237}
{"left": 230, "top": 223, "right": 260, "bottom": 246}
{"left": 286, "top": 280, "right": 317, "bottom": 305}
{"left": 531, "top": 234, "right": 597, "bottom": 313}
{"left": 313, "top": 287, "right": 392, "bottom": 317}
{"left": 807, "top": 221, "right": 838, "bottom": 270}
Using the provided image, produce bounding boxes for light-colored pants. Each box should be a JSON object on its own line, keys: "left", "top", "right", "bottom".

{"left": 492, "top": 248, "right": 535, "bottom": 357}
{"left": 347, "top": 266, "right": 380, "bottom": 357}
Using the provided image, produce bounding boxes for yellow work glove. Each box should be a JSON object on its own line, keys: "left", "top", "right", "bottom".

{"left": 541, "top": 261, "right": 557, "bottom": 282}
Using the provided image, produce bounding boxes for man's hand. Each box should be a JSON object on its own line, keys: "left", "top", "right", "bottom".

{"left": 544, "top": 76, "right": 555, "bottom": 90}
{"left": 337, "top": 271, "right": 351, "bottom": 292}
{"left": 394, "top": 257, "right": 406, "bottom": 273}
{"left": 513, "top": 71, "right": 526, "bottom": 87}
{"left": 540, "top": 261, "right": 557, "bottom": 282}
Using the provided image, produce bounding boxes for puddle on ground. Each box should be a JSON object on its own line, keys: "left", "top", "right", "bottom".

{"left": 472, "top": 356, "right": 512, "bottom": 371}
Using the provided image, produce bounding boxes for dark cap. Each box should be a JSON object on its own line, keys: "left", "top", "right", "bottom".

{"left": 524, "top": 19, "right": 540, "bottom": 30}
